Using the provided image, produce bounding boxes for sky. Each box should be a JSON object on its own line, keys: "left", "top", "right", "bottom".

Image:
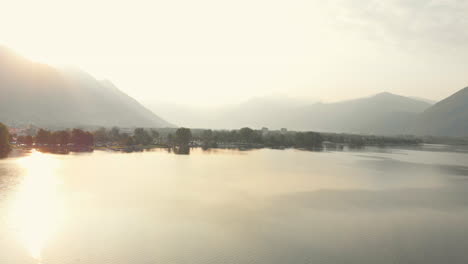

{"left": 1, "top": 0, "right": 467, "bottom": 106}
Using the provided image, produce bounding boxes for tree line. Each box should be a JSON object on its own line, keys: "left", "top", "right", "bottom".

{"left": 93, "top": 127, "right": 159, "bottom": 146}
{"left": 91, "top": 126, "right": 419, "bottom": 150}
{"left": 16, "top": 128, "right": 94, "bottom": 146}
{"left": 1, "top": 121, "right": 427, "bottom": 159}
{"left": 93, "top": 127, "right": 191, "bottom": 146}
{"left": 190, "top": 128, "right": 422, "bottom": 149}
{"left": 92, "top": 126, "right": 192, "bottom": 154}
{"left": 320, "top": 132, "right": 422, "bottom": 147}
{"left": 192, "top": 127, "right": 324, "bottom": 149}
{"left": 0, "top": 122, "right": 11, "bottom": 158}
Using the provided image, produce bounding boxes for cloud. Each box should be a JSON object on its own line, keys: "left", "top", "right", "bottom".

{"left": 329, "top": 0, "right": 468, "bottom": 51}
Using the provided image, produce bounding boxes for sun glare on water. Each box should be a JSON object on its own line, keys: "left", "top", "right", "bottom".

{"left": 8, "top": 150, "right": 65, "bottom": 263}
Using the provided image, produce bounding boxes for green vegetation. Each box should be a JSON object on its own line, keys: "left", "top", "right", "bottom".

{"left": 192, "top": 128, "right": 323, "bottom": 149}
{"left": 93, "top": 127, "right": 160, "bottom": 147}
{"left": 320, "top": 133, "right": 422, "bottom": 148}
{"left": 172, "top": 127, "right": 192, "bottom": 154}
{"left": 89, "top": 126, "right": 416, "bottom": 152}
{"left": 16, "top": 128, "right": 94, "bottom": 150}
{"left": 133, "top": 128, "right": 153, "bottom": 145}
{"left": 175, "top": 128, "right": 192, "bottom": 146}
{"left": 0, "top": 122, "right": 11, "bottom": 157}
{"left": 189, "top": 128, "right": 421, "bottom": 150}
{"left": 6, "top": 124, "right": 427, "bottom": 156}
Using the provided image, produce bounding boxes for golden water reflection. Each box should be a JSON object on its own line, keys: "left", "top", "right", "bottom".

{"left": 8, "top": 150, "right": 64, "bottom": 263}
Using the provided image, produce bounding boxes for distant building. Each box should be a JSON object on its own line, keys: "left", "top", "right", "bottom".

{"left": 280, "top": 128, "right": 288, "bottom": 134}
{"left": 261, "top": 127, "right": 269, "bottom": 136}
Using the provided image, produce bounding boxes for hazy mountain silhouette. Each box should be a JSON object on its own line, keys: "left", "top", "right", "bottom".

{"left": 409, "top": 96, "right": 437, "bottom": 105}
{"left": 293, "top": 92, "right": 432, "bottom": 134}
{"left": 0, "top": 46, "right": 171, "bottom": 128}
{"left": 215, "top": 96, "right": 317, "bottom": 130}
{"left": 146, "top": 96, "right": 315, "bottom": 129}
{"left": 148, "top": 92, "right": 432, "bottom": 134}
{"left": 412, "top": 87, "right": 468, "bottom": 137}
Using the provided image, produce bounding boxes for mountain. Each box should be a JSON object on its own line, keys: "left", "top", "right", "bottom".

{"left": 292, "top": 92, "right": 432, "bottom": 134}
{"left": 412, "top": 87, "right": 468, "bottom": 137}
{"left": 0, "top": 46, "right": 172, "bottom": 128}
{"left": 145, "top": 95, "right": 315, "bottom": 129}
{"left": 147, "top": 92, "right": 432, "bottom": 134}
{"left": 409, "top": 96, "right": 437, "bottom": 105}
{"left": 211, "top": 96, "right": 316, "bottom": 130}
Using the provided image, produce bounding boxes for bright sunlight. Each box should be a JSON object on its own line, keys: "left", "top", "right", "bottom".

{"left": 8, "top": 150, "right": 64, "bottom": 263}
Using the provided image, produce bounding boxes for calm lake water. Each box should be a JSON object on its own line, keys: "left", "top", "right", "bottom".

{"left": 1, "top": 146, "right": 468, "bottom": 264}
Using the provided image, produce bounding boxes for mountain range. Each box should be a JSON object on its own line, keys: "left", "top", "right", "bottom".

{"left": 412, "top": 87, "right": 468, "bottom": 137}
{"left": 148, "top": 93, "right": 434, "bottom": 135}
{"left": 148, "top": 88, "right": 468, "bottom": 137}
{"left": 0, "top": 46, "right": 171, "bottom": 128}
{"left": 1, "top": 46, "right": 467, "bottom": 137}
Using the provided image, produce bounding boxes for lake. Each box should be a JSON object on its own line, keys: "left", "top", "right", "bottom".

{"left": 1, "top": 146, "right": 468, "bottom": 264}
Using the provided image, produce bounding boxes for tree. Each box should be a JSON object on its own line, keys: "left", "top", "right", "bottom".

{"left": 348, "top": 136, "right": 365, "bottom": 148}
{"left": 167, "top": 133, "right": 174, "bottom": 146}
{"left": 202, "top": 129, "right": 213, "bottom": 141}
{"left": 125, "top": 136, "right": 135, "bottom": 146}
{"left": 294, "top": 132, "right": 323, "bottom": 148}
{"left": 24, "top": 135, "right": 33, "bottom": 145}
{"left": 35, "top": 129, "right": 51, "bottom": 145}
{"left": 0, "top": 122, "right": 11, "bottom": 157}
{"left": 150, "top": 129, "right": 160, "bottom": 143}
{"left": 134, "top": 128, "right": 152, "bottom": 145}
{"left": 118, "top": 133, "right": 132, "bottom": 146}
{"left": 175, "top": 127, "right": 192, "bottom": 146}
{"left": 110, "top": 127, "right": 120, "bottom": 141}
{"left": 239, "top": 127, "right": 254, "bottom": 143}
{"left": 71, "top": 129, "right": 94, "bottom": 146}
{"left": 53, "top": 130, "right": 70, "bottom": 145}
{"left": 93, "top": 128, "right": 109, "bottom": 143}
{"left": 200, "top": 129, "right": 215, "bottom": 147}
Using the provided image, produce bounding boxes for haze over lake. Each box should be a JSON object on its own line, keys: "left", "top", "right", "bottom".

{"left": 1, "top": 146, "right": 468, "bottom": 264}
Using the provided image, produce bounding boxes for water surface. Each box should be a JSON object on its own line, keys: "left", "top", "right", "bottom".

{"left": 1, "top": 146, "right": 468, "bottom": 264}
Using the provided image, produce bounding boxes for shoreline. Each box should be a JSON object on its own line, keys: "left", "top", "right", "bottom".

{"left": 5, "top": 142, "right": 465, "bottom": 159}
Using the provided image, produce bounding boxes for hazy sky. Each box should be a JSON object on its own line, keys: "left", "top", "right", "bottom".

{"left": 1, "top": 0, "right": 467, "bottom": 106}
